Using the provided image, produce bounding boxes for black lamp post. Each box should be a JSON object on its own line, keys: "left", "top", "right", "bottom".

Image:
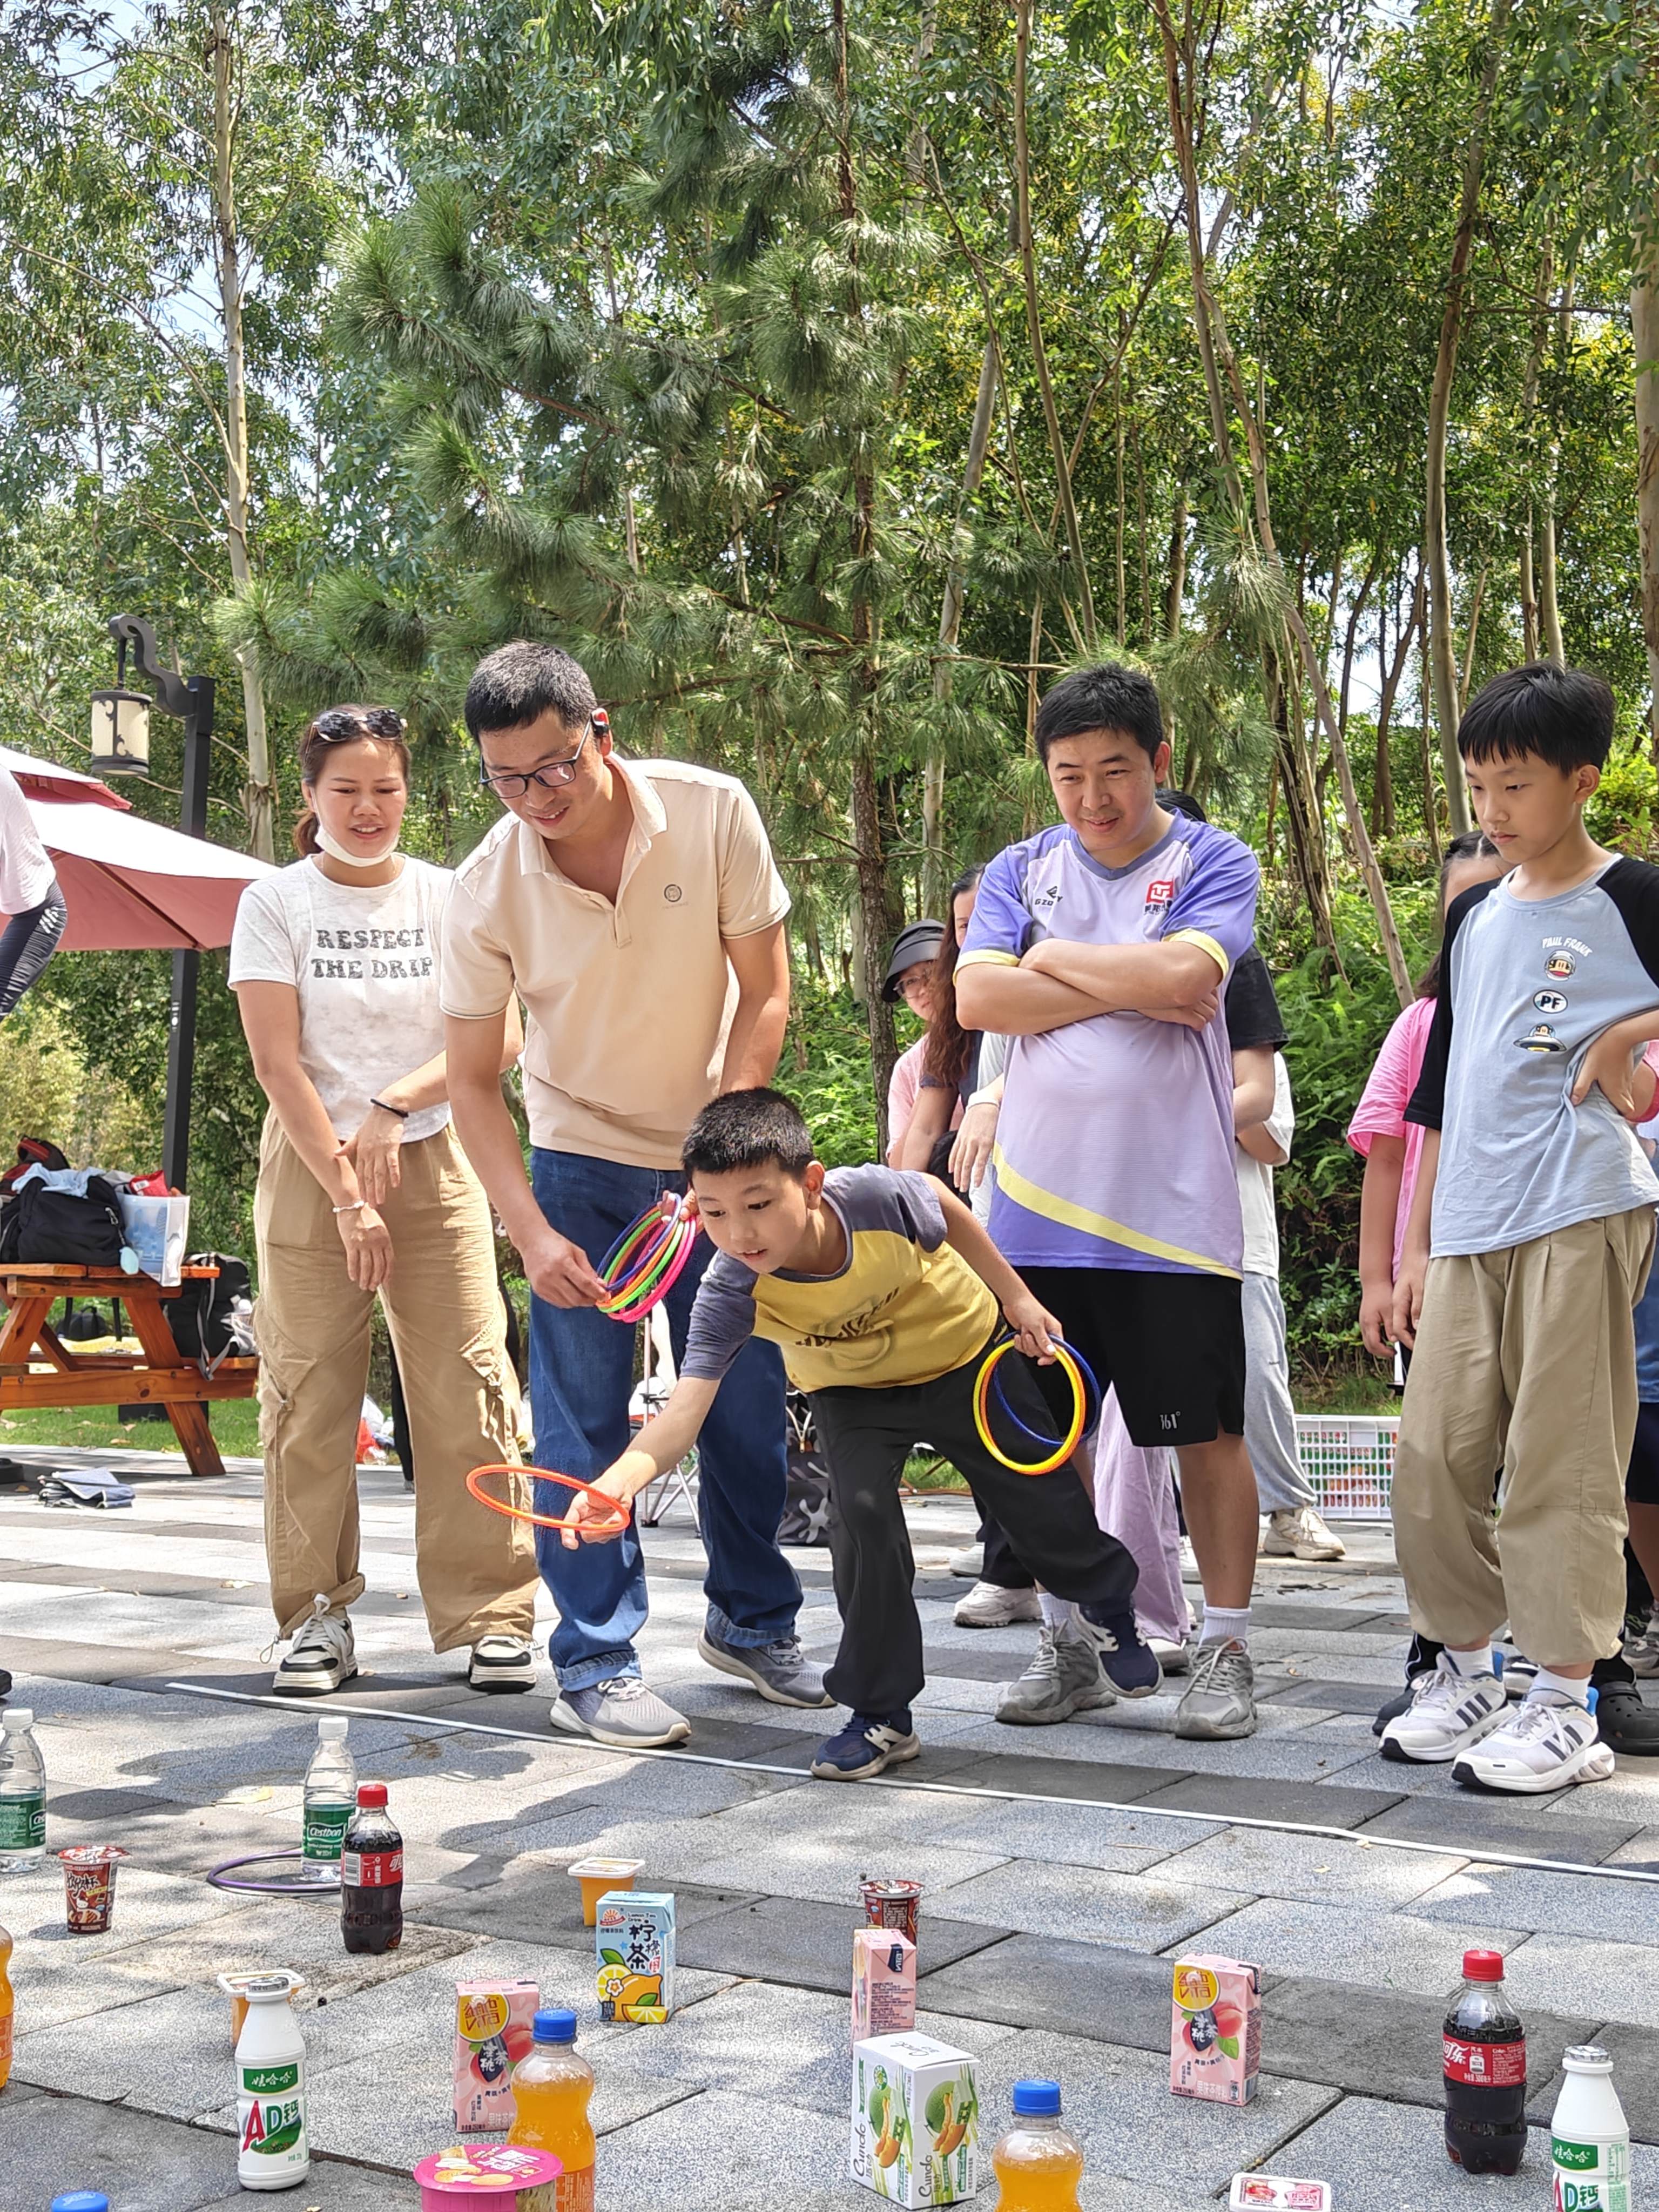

{"left": 96, "top": 615, "right": 216, "bottom": 1193}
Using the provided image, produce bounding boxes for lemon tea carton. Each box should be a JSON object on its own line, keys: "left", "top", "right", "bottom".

{"left": 852, "top": 1928, "right": 918, "bottom": 2045}
{"left": 596, "top": 1890, "right": 675, "bottom": 2024}
{"left": 453, "top": 1978, "right": 539, "bottom": 2131}
{"left": 851, "top": 2030, "right": 979, "bottom": 2205}
{"left": 1229, "top": 2180, "right": 1332, "bottom": 2209}
{"left": 1171, "top": 1955, "right": 1262, "bottom": 2106}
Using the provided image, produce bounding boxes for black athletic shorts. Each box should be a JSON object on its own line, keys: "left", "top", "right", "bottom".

{"left": 1629, "top": 1401, "right": 1659, "bottom": 1506}
{"left": 1020, "top": 1266, "right": 1246, "bottom": 1450}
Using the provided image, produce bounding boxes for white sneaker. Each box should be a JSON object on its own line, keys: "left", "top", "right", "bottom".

{"left": 1260, "top": 1507, "right": 1346, "bottom": 1561}
{"left": 1178, "top": 1537, "right": 1199, "bottom": 1579}
{"left": 468, "top": 1635, "right": 537, "bottom": 1692}
{"left": 1149, "top": 1635, "right": 1191, "bottom": 1676}
{"left": 1625, "top": 1626, "right": 1659, "bottom": 1677}
{"left": 947, "top": 1544, "right": 985, "bottom": 1579}
{"left": 1379, "top": 1661, "right": 1507, "bottom": 1764}
{"left": 1452, "top": 1692, "right": 1616, "bottom": 1794}
{"left": 953, "top": 1580, "right": 1042, "bottom": 1628}
{"left": 273, "top": 1596, "right": 357, "bottom": 1697}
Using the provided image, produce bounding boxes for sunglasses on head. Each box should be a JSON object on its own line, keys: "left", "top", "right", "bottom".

{"left": 313, "top": 707, "right": 405, "bottom": 743}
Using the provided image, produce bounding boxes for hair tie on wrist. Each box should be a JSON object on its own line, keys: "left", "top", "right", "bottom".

{"left": 370, "top": 1098, "right": 409, "bottom": 1120}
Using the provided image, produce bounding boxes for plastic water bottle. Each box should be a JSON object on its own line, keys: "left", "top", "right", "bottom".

{"left": 992, "top": 2079, "right": 1083, "bottom": 2210}
{"left": 301, "top": 1716, "right": 356, "bottom": 1880}
{"left": 1551, "top": 2045, "right": 1631, "bottom": 2210}
{"left": 0, "top": 1709, "right": 45, "bottom": 1871}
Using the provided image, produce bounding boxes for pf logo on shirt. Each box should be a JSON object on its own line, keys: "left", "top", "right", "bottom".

{"left": 1145, "top": 879, "right": 1176, "bottom": 910}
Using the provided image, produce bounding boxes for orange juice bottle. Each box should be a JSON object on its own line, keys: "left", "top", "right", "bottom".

{"left": 507, "top": 2007, "right": 595, "bottom": 2211}
{"left": 0, "top": 1920, "right": 12, "bottom": 2088}
{"left": 992, "top": 2080, "right": 1083, "bottom": 2211}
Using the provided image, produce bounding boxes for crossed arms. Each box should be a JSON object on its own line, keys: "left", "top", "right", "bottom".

{"left": 955, "top": 935, "right": 1224, "bottom": 1036}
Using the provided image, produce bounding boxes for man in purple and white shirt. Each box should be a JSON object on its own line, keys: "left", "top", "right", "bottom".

{"left": 957, "top": 662, "right": 1264, "bottom": 1739}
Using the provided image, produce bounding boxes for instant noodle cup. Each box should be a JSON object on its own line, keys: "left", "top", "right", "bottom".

{"left": 567, "top": 1854, "right": 643, "bottom": 1927}
{"left": 218, "top": 1967, "right": 305, "bottom": 2046}
{"left": 57, "top": 1844, "right": 126, "bottom": 1934}
{"left": 861, "top": 1877, "right": 921, "bottom": 1947}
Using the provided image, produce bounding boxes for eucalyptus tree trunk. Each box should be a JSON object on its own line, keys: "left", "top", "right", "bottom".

{"left": 1633, "top": 224, "right": 1659, "bottom": 757}
{"left": 923, "top": 339, "right": 997, "bottom": 914}
{"left": 1424, "top": 0, "right": 1510, "bottom": 833}
{"left": 208, "top": 5, "right": 275, "bottom": 862}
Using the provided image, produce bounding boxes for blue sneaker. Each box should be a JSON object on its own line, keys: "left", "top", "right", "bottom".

{"left": 1078, "top": 1608, "right": 1163, "bottom": 1698}
{"left": 810, "top": 1710, "right": 921, "bottom": 1781}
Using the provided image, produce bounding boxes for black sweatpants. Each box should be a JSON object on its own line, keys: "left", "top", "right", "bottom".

{"left": 810, "top": 1343, "right": 1138, "bottom": 1718}
{"left": 0, "top": 885, "right": 65, "bottom": 1021}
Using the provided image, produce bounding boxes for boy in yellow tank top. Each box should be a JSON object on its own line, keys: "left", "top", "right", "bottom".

{"left": 564, "top": 1089, "right": 1155, "bottom": 1779}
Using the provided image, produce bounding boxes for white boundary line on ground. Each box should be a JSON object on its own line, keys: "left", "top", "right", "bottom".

{"left": 169, "top": 1682, "right": 1659, "bottom": 1889}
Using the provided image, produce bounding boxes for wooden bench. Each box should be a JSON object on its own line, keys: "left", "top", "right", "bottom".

{"left": 0, "top": 1262, "right": 257, "bottom": 1479}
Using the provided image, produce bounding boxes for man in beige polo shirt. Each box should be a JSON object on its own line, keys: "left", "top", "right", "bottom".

{"left": 443, "top": 641, "right": 828, "bottom": 1748}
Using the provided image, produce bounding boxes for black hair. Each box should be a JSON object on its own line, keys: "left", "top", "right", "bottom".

{"left": 1034, "top": 662, "right": 1165, "bottom": 764}
{"left": 683, "top": 1088, "right": 815, "bottom": 1181}
{"left": 1457, "top": 663, "right": 1615, "bottom": 772}
{"left": 464, "top": 642, "right": 598, "bottom": 741}
{"left": 924, "top": 863, "right": 988, "bottom": 1090}
{"left": 1157, "top": 786, "right": 1207, "bottom": 824}
{"left": 1417, "top": 830, "right": 1502, "bottom": 999}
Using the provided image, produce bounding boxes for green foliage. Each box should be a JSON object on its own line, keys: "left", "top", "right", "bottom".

{"left": 779, "top": 975, "right": 886, "bottom": 1169}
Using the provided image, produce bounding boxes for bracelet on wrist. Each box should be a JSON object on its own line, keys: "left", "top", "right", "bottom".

{"left": 333, "top": 1199, "right": 366, "bottom": 1215}
{"left": 967, "top": 1089, "right": 1001, "bottom": 1112}
{"left": 370, "top": 1097, "right": 409, "bottom": 1120}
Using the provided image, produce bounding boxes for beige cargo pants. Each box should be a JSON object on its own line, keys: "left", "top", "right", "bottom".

{"left": 1392, "top": 1206, "right": 1655, "bottom": 1667}
{"left": 253, "top": 1114, "right": 537, "bottom": 1650}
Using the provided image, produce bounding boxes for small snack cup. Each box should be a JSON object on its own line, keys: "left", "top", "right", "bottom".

{"left": 58, "top": 1845, "right": 127, "bottom": 1934}
{"left": 414, "top": 2143, "right": 563, "bottom": 2210}
{"left": 860, "top": 1877, "right": 922, "bottom": 1947}
{"left": 218, "top": 1967, "right": 306, "bottom": 2045}
{"left": 568, "top": 1854, "right": 643, "bottom": 1926}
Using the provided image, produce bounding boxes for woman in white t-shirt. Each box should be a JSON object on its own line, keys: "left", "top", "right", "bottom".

{"left": 230, "top": 706, "right": 536, "bottom": 1697}
{"left": 0, "top": 766, "right": 67, "bottom": 1018}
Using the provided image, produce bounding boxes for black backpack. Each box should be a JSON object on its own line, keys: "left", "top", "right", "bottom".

{"left": 166, "top": 1252, "right": 255, "bottom": 1372}
{"left": 0, "top": 1168, "right": 125, "bottom": 1269}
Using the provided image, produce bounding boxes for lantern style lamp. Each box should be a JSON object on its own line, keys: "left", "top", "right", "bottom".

{"left": 88, "top": 683, "right": 151, "bottom": 774}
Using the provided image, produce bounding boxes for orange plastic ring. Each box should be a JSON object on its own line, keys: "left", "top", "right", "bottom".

{"left": 466, "top": 1463, "right": 632, "bottom": 1536}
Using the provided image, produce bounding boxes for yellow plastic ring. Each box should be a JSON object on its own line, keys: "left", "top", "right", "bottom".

{"left": 972, "top": 1339, "right": 1088, "bottom": 1475}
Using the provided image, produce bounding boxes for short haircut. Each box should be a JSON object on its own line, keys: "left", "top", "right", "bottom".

{"left": 1458, "top": 663, "right": 1615, "bottom": 772}
{"left": 1035, "top": 662, "right": 1164, "bottom": 764}
{"left": 683, "top": 1088, "right": 815, "bottom": 1181}
{"left": 464, "top": 642, "right": 597, "bottom": 741}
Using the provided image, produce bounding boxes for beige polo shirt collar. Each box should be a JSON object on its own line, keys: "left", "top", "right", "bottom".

{"left": 508, "top": 757, "right": 666, "bottom": 943}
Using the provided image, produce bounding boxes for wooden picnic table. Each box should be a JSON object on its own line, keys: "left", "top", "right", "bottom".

{"left": 0, "top": 1262, "right": 257, "bottom": 1479}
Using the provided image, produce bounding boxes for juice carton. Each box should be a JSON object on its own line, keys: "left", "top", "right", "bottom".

{"left": 1228, "top": 2180, "right": 1333, "bottom": 2209}
{"left": 851, "top": 2031, "right": 978, "bottom": 2206}
{"left": 1170, "top": 1955, "right": 1261, "bottom": 2106}
{"left": 453, "top": 1980, "right": 540, "bottom": 2130}
{"left": 852, "top": 1928, "right": 917, "bottom": 2045}
{"left": 595, "top": 1890, "right": 675, "bottom": 2024}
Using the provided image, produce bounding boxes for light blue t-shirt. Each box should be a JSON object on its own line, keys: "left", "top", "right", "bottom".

{"left": 1406, "top": 861, "right": 1659, "bottom": 1257}
{"left": 959, "top": 814, "right": 1259, "bottom": 1275}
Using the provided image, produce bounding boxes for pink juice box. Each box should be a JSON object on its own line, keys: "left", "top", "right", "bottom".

{"left": 1170, "top": 1955, "right": 1262, "bottom": 2106}
{"left": 1228, "top": 2180, "right": 1332, "bottom": 2209}
{"left": 452, "top": 1979, "right": 539, "bottom": 2131}
{"left": 852, "top": 1928, "right": 917, "bottom": 2044}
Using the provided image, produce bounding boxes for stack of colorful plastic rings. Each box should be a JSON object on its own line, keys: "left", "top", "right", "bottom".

{"left": 972, "top": 1338, "right": 1100, "bottom": 1475}
{"left": 595, "top": 1192, "right": 701, "bottom": 1323}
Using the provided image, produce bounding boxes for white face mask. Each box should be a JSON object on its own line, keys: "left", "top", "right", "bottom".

{"left": 314, "top": 821, "right": 400, "bottom": 869}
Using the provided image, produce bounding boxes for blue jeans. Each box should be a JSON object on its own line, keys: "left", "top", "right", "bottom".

{"left": 528, "top": 1148, "right": 801, "bottom": 1692}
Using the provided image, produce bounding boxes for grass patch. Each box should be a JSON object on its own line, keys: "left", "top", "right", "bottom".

{"left": 0, "top": 1397, "right": 263, "bottom": 1459}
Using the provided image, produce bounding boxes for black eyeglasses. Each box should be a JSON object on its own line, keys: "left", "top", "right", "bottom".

{"left": 478, "top": 712, "right": 606, "bottom": 798}
{"left": 313, "top": 707, "right": 405, "bottom": 743}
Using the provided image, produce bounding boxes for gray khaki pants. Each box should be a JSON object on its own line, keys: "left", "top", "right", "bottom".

{"left": 1243, "top": 1272, "right": 1316, "bottom": 1514}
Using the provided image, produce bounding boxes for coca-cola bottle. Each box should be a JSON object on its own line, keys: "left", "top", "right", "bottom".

{"left": 1443, "top": 1947, "right": 1525, "bottom": 2174}
{"left": 339, "top": 1782, "right": 403, "bottom": 1955}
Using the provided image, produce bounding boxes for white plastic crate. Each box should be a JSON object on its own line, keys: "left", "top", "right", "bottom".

{"left": 1293, "top": 1413, "right": 1397, "bottom": 1518}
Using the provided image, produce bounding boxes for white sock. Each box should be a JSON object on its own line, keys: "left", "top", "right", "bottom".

{"left": 1201, "top": 1603, "right": 1250, "bottom": 1649}
{"left": 1528, "top": 1665, "right": 1593, "bottom": 1708}
{"left": 1442, "top": 1645, "right": 1498, "bottom": 1680}
{"left": 1040, "top": 1594, "right": 1078, "bottom": 1631}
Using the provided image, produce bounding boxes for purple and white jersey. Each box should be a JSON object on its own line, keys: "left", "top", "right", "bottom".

{"left": 959, "top": 815, "right": 1259, "bottom": 1276}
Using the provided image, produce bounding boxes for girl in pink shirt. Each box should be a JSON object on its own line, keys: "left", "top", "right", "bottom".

{"left": 1347, "top": 833, "right": 1505, "bottom": 1359}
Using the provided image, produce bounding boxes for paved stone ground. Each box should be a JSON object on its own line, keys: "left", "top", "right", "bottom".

{"left": 3, "top": 1450, "right": 1659, "bottom": 2209}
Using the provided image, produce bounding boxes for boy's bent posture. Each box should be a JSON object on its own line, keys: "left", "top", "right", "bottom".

{"left": 566, "top": 1089, "right": 1156, "bottom": 1781}
{"left": 1387, "top": 663, "right": 1659, "bottom": 1793}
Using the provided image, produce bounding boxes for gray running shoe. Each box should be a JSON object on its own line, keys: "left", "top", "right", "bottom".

{"left": 954, "top": 1580, "right": 1043, "bottom": 1629}
{"left": 550, "top": 1676, "right": 691, "bottom": 1748}
{"left": 1174, "top": 1639, "right": 1257, "bottom": 1740}
{"left": 994, "top": 1623, "right": 1115, "bottom": 1726}
{"left": 697, "top": 1629, "right": 832, "bottom": 1708}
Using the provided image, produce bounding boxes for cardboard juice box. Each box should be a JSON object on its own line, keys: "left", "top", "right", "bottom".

{"left": 452, "top": 1979, "right": 539, "bottom": 2131}
{"left": 1171, "top": 1955, "right": 1262, "bottom": 2106}
{"left": 1229, "top": 2180, "right": 1332, "bottom": 2209}
{"left": 852, "top": 1928, "right": 918, "bottom": 2045}
{"left": 851, "top": 2031, "right": 978, "bottom": 2205}
{"left": 596, "top": 1889, "right": 675, "bottom": 2024}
